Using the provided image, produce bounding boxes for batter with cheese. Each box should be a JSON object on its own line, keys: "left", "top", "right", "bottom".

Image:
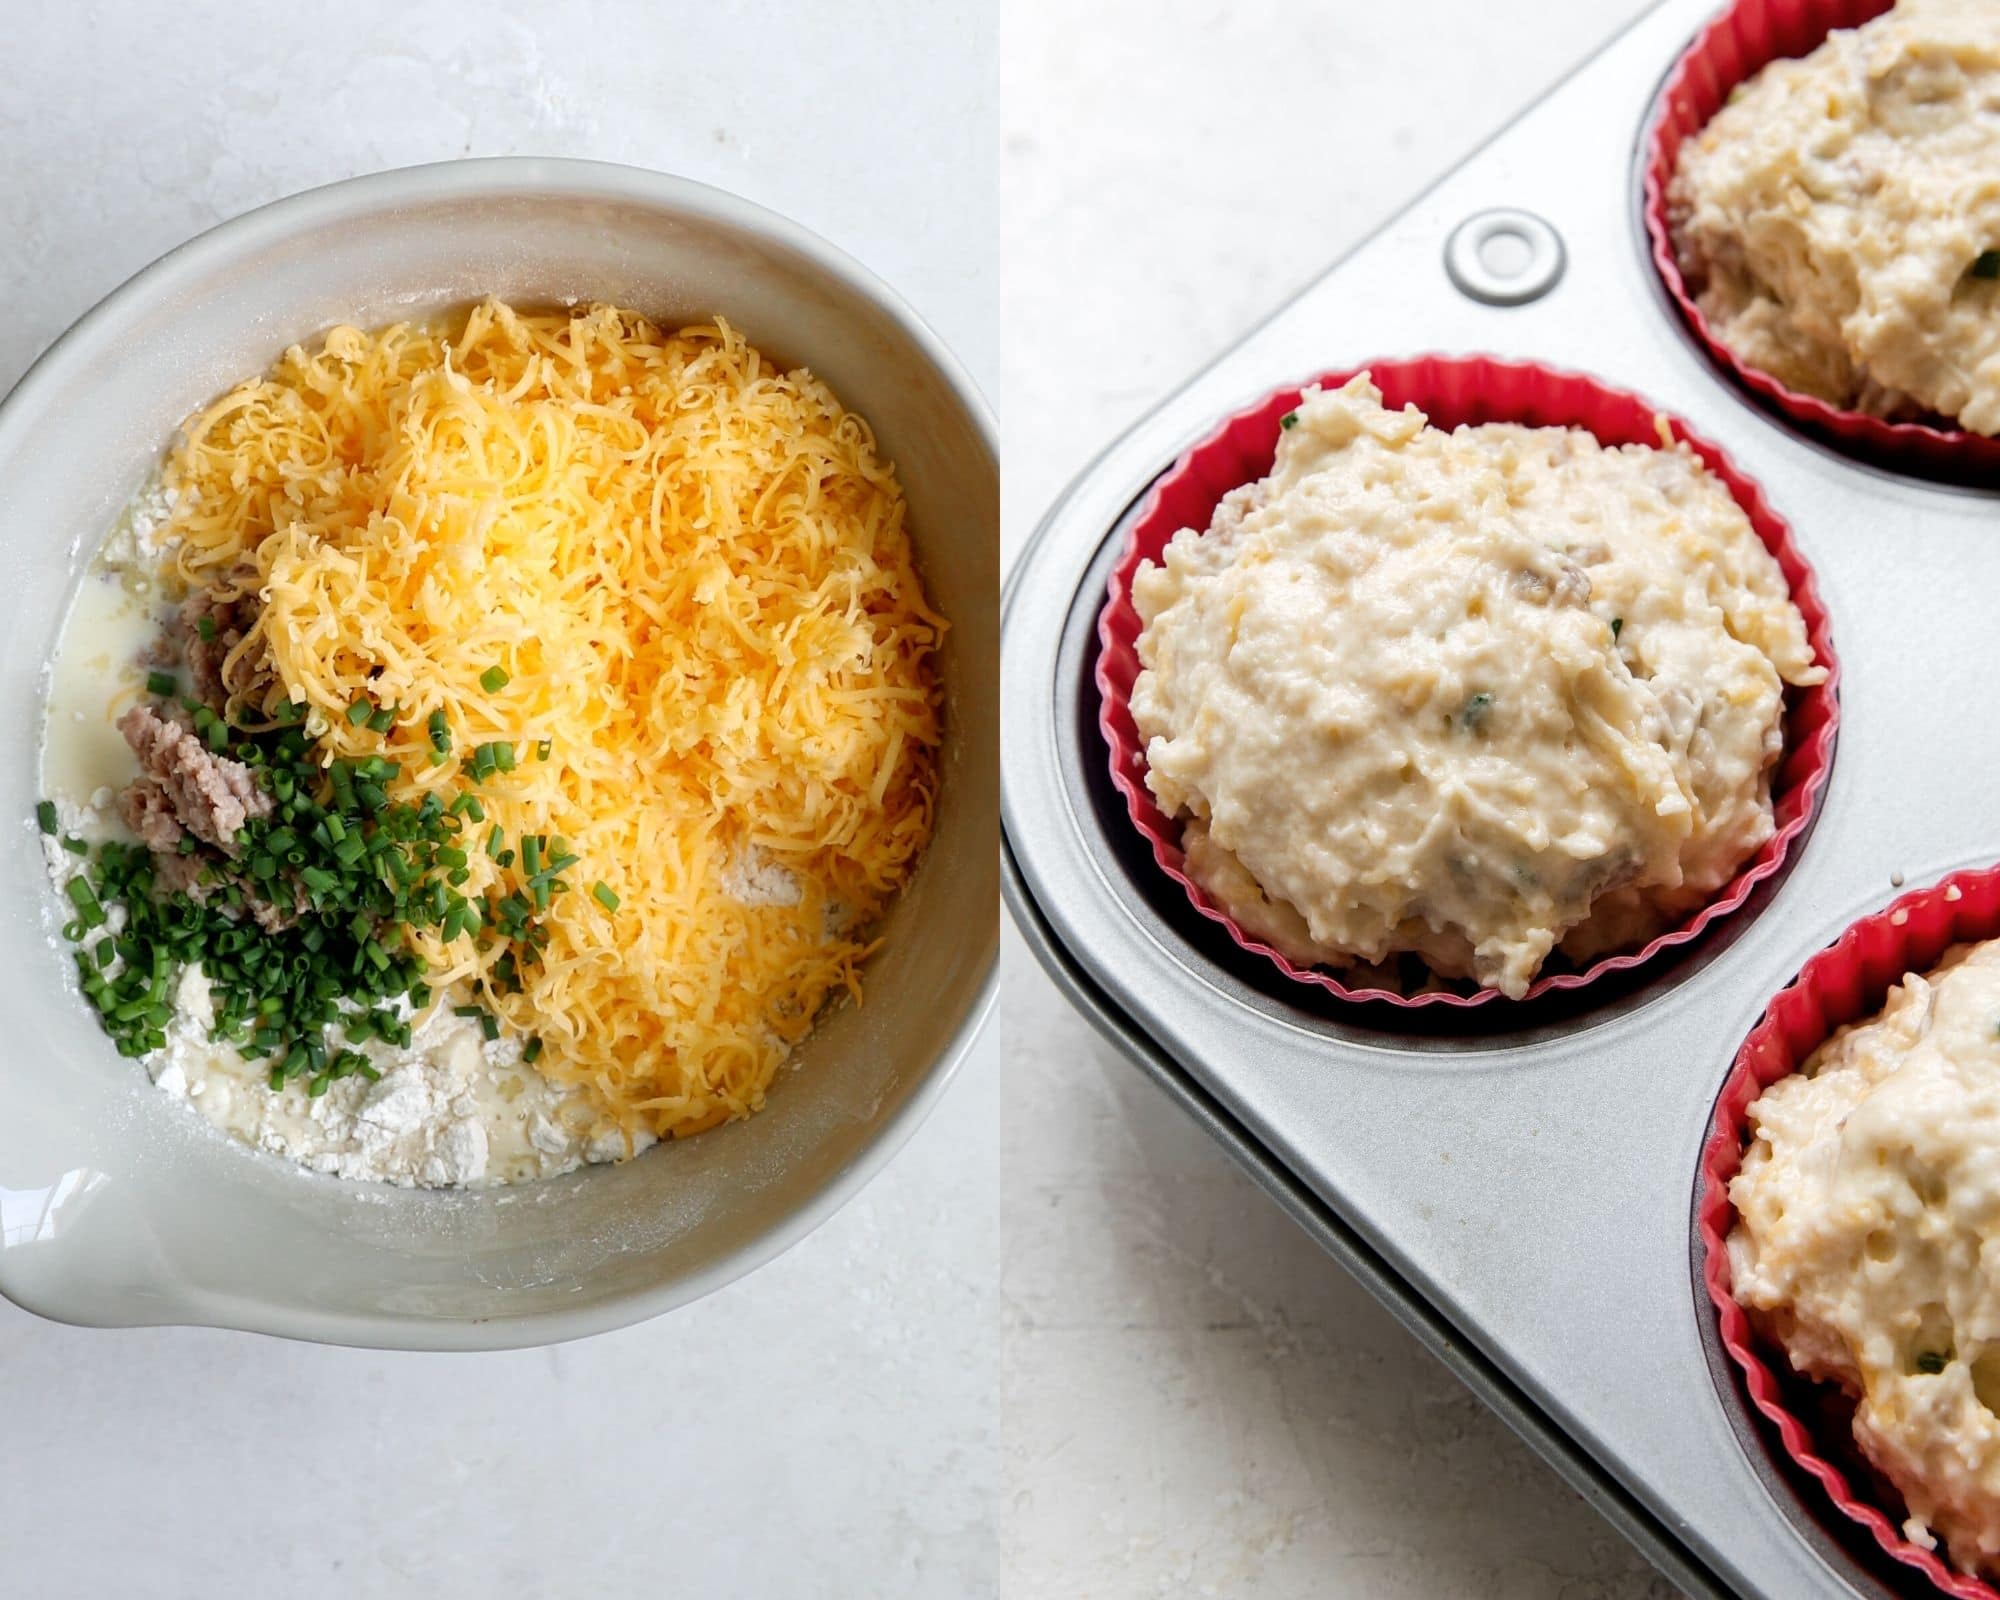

{"left": 1732, "top": 940, "right": 2000, "bottom": 1579}
{"left": 1669, "top": 0, "right": 2000, "bottom": 433}
{"left": 1129, "top": 376, "right": 1823, "bottom": 998}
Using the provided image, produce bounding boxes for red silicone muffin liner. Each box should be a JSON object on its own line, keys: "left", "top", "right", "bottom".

{"left": 1642, "top": 0, "right": 2000, "bottom": 481}
{"left": 1701, "top": 866, "right": 2000, "bottom": 1599}
{"left": 1094, "top": 355, "right": 1841, "bottom": 1008}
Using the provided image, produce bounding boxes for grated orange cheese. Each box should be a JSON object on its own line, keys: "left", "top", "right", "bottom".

{"left": 160, "top": 300, "right": 944, "bottom": 1139}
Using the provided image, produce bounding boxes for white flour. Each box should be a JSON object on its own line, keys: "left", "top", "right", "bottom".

{"left": 151, "top": 966, "right": 653, "bottom": 1188}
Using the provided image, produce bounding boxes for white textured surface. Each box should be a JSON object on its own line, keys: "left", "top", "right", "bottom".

{"left": 1001, "top": 2, "right": 1679, "bottom": 1595}
{"left": 0, "top": 4, "right": 995, "bottom": 1596}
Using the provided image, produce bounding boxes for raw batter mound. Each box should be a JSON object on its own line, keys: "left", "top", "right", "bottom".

{"left": 1733, "top": 940, "right": 2000, "bottom": 1578}
{"left": 1670, "top": 0, "right": 2000, "bottom": 434}
{"left": 1128, "top": 376, "right": 1823, "bottom": 997}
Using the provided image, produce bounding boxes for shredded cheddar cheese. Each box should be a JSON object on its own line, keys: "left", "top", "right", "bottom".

{"left": 160, "top": 300, "right": 944, "bottom": 1138}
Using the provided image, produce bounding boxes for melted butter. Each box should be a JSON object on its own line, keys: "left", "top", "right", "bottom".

{"left": 39, "top": 567, "right": 159, "bottom": 803}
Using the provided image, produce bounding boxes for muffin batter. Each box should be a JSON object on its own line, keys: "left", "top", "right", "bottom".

{"left": 1732, "top": 939, "right": 2000, "bottom": 1577}
{"left": 1669, "top": 0, "right": 2000, "bottom": 433}
{"left": 1128, "top": 376, "right": 1823, "bottom": 997}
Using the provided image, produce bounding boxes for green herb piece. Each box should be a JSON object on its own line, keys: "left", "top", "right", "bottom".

{"left": 1611, "top": 617, "right": 1623, "bottom": 641}
{"left": 345, "top": 698, "right": 373, "bottom": 727}
{"left": 428, "top": 709, "right": 451, "bottom": 754}
{"left": 61, "top": 835, "right": 88, "bottom": 855}
{"left": 1278, "top": 411, "right": 1299, "bottom": 430}
{"left": 65, "top": 876, "right": 106, "bottom": 928}
{"left": 196, "top": 615, "right": 217, "bottom": 642}
{"left": 536, "top": 740, "right": 552, "bottom": 762}
{"left": 1460, "top": 692, "right": 1493, "bottom": 732}
{"left": 145, "top": 670, "right": 177, "bottom": 697}
{"left": 36, "top": 800, "right": 57, "bottom": 835}
{"left": 470, "top": 740, "right": 515, "bottom": 779}
{"left": 592, "top": 881, "right": 620, "bottom": 913}
{"left": 365, "top": 703, "right": 397, "bottom": 734}
{"left": 1971, "top": 249, "right": 2000, "bottom": 281}
{"left": 1916, "top": 1351, "right": 1948, "bottom": 1375}
{"left": 479, "top": 666, "right": 510, "bottom": 694}
{"left": 522, "top": 1037, "right": 543, "bottom": 1065}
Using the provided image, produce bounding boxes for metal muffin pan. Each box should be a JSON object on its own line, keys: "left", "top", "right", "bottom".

{"left": 1000, "top": 3, "right": 1998, "bottom": 1596}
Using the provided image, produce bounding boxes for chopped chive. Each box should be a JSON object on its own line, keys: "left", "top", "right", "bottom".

{"left": 1279, "top": 411, "right": 1299, "bottom": 430}
{"left": 536, "top": 740, "right": 552, "bottom": 762}
{"left": 522, "top": 1037, "right": 543, "bottom": 1064}
{"left": 522, "top": 835, "right": 543, "bottom": 876}
{"left": 61, "top": 835, "right": 88, "bottom": 855}
{"left": 365, "top": 703, "right": 396, "bottom": 734}
{"left": 346, "top": 698, "right": 373, "bottom": 727}
{"left": 146, "top": 670, "right": 176, "bottom": 697}
{"left": 479, "top": 666, "right": 510, "bottom": 694}
{"left": 452, "top": 1004, "right": 485, "bottom": 1019}
{"left": 428, "top": 709, "right": 451, "bottom": 753}
{"left": 65, "top": 877, "right": 106, "bottom": 927}
{"left": 1972, "top": 249, "right": 2000, "bottom": 281}
{"left": 592, "top": 882, "right": 620, "bottom": 912}
{"left": 196, "top": 615, "right": 217, "bottom": 642}
{"left": 1611, "top": 617, "right": 1624, "bottom": 641}
{"left": 478, "top": 1011, "right": 499, "bottom": 1042}
{"left": 35, "top": 800, "right": 57, "bottom": 835}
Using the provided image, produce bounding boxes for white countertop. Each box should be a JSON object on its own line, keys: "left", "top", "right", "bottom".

{"left": 1001, "top": 1, "right": 1681, "bottom": 1594}
{"left": 0, "top": 5, "right": 996, "bottom": 1596}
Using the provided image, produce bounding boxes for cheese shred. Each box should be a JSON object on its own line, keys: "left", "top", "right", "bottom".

{"left": 161, "top": 300, "right": 944, "bottom": 1138}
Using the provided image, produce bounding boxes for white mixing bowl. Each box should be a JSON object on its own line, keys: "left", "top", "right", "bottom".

{"left": 0, "top": 159, "right": 997, "bottom": 1349}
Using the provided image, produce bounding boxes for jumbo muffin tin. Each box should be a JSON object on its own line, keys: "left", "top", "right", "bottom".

{"left": 1000, "top": 3, "right": 1997, "bottom": 1595}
